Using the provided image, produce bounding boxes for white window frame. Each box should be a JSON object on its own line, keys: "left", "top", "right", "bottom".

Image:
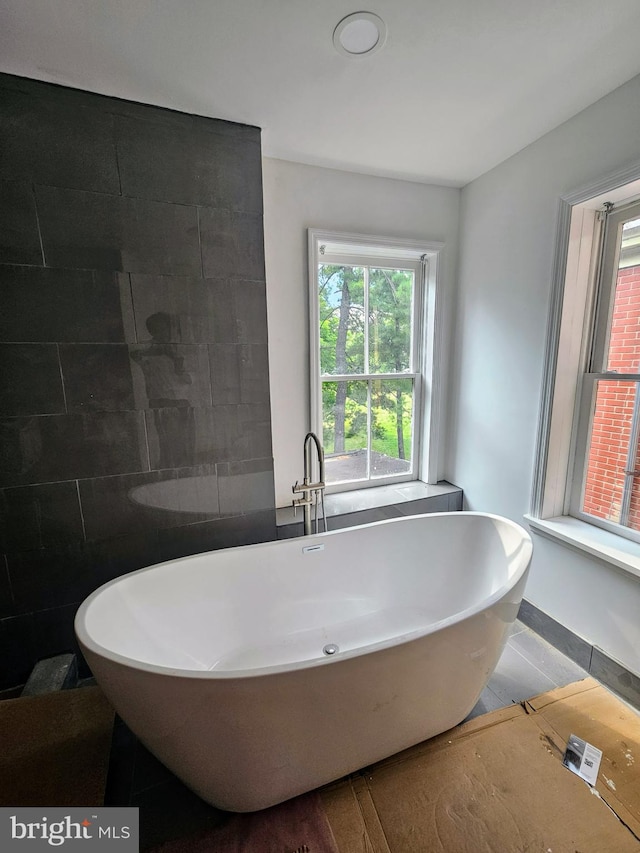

{"left": 568, "top": 200, "right": 640, "bottom": 539}
{"left": 527, "top": 161, "right": 640, "bottom": 578}
{"left": 308, "top": 229, "right": 444, "bottom": 493}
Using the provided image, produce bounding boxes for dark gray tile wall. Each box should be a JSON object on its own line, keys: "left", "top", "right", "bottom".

{"left": 0, "top": 73, "right": 276, "bottom": 689}
{"left": 275, "top": 485, "right": 464, "bottom": 539}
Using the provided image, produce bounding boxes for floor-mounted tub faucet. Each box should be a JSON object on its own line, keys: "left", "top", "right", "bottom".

{"left": 292, "top": 432, "right": 327, "bottom": 535}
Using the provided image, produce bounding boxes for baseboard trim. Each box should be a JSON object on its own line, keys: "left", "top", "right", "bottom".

{"left": 518, "top": 599, "right": 640, "bottom": 711}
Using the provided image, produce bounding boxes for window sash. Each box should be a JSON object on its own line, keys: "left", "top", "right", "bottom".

{"left": 322, "top": 371, "right": 419, "bottom": 381}
{"left": 317, "top": 261, "right": 419, "bottom": 379}
{"left": 570, "top": 375, "right": 640, "bottom": 541}
{"left": 569, "top": 199, "right": 640, "bottom": 543}
{"left": 309, "top": 229, "right": 442, "bottom": 492}
{"left": 317, "top": 259, "right": 421, "bottom": 485}
{"left": 590, "top": 203, "right": 640, "bottom": 372}
{"left": 320, "top": 376, "right": 418, "bottom": 485}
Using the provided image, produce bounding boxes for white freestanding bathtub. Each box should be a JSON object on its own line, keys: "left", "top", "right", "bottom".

{"left": 75, "top": 512, "right": 532, "bottom": 812}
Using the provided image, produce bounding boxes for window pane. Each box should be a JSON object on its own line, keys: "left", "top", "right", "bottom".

{"left": 318, "top": 265, "right": 365, "bottom": 375}
{"left": 605, "top": 217, "right": 640, "bottom": 373}
{"left": 322, "top": 380, "right": 369, "bottom": 484}
{"left": 368, "top": 268, "right": 414, "bottom": 374}
{"left": 322, "top": 378, "right": 415, "bottom": 484}
{"left": 582, "top": 380, "right": 640, "bottom": 531}
{"left": 370, "top": 378, "right": 413, "bottom": 479}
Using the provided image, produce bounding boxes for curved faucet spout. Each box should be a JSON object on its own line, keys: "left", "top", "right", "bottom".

{"left": 303, "top": 431, "right": 325, "bottom": 487}
{"left": 292, "top": 432, "right": 327, "bottom": 535}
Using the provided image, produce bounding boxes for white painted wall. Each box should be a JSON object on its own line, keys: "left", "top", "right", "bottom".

{"left": 262, "top": 158, "right": 460, "bottom": 508}
{"left": 450, "top": 73, "right": 640, "bottom": 675}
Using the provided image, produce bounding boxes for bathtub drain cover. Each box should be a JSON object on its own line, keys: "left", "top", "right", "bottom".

{"left": 323, "top": 643, "right": 339, "bottom": 656}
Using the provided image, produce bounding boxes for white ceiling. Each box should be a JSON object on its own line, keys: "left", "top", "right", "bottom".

{"left": 2, "top": 0, "right": 640, "bottom": 187}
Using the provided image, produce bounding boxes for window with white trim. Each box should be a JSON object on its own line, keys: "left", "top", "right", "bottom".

{"left": 308, "top": 230, "right": 442, "bottom": 492}
{"left": 530, "top": 168, "right": 640, "bottom": 567}
{"left": 570, "top": 201, "right": 640, "bottom": 539}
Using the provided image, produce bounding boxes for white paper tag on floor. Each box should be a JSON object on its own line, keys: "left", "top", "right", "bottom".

{"left": 563, "top": 733, "right": 603, "bottom": 786}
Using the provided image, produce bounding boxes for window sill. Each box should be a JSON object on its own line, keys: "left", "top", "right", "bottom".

{"left": 524, "top": 514, "right": 640, "bottom": 581}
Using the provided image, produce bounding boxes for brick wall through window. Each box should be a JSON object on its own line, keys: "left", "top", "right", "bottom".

{"left": 582, "top": 264, "right": 640, "bottom": 530}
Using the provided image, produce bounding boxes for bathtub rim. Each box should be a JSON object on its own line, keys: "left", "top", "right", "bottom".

{"left": 74, "top": 511, "right": 532, "bottom": 681}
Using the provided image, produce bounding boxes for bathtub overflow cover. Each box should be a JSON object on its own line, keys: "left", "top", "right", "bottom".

{"left": 323, "top": 643, "right": 339, "bottom": 656}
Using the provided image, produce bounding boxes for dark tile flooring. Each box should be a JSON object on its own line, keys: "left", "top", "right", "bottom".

{"left": 104, "top": 619, "right": 620, "bottom": 849}
{"left": 465, "top": 619, "right": 589, "bottom": 720}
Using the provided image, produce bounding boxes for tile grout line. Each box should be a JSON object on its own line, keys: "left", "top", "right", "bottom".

{"left": 481, "top": 682, "right": 507, "bottom": 709}
{"left": 31, "top": 182, "right": 47, "bottom": 267}
{"left": 505, "top": 639, "right": 562, "bottom": 688}
{"left": 75, "top": 480, "right": 87, "bottom": 542}
{"left": 512, "top": 620, "right": 591, "bottom": 674}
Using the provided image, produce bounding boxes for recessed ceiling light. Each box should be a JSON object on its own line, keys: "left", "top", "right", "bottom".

{"left": 333, "top": 12, "right": 387, "bottom": 57}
